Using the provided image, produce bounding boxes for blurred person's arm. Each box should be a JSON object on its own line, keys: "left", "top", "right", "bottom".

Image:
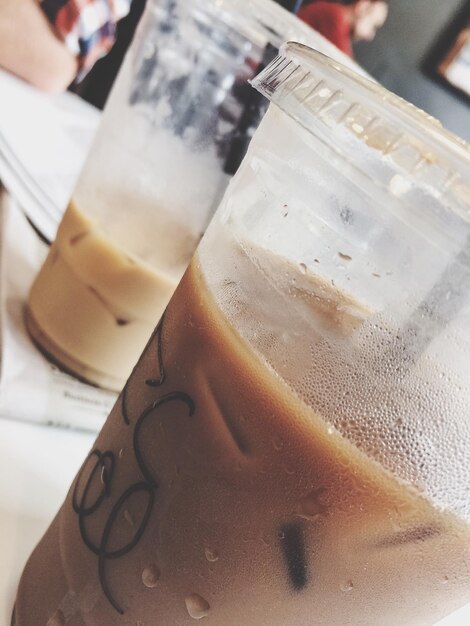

{"left": 0, "top": 0, "right": 78, "bottom": 92}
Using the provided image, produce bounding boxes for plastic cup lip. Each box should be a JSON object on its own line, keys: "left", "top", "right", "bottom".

{"left": 254, "top": 42, "right": 470, "bottom": 161}
{"left": 255, "top": 41, "right": 470, "bottom": 158}
{"left": 147, "top": 0, "right": 366, "bottom": 75}
{"left": 251, "top": 41, "right": 470, "bottom": 217}
{"left": 147, "top": 0, "right": 310, "bottom": 39}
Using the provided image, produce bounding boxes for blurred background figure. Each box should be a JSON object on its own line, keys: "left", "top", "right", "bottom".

{"left": 0, "top": 0, "right": 131, "bottom": 92}
{"left": 299, "top": 0, "right": 388, "bottom": 57}
{"left": 73, "top": 0, "right": 146, "bottom": 108}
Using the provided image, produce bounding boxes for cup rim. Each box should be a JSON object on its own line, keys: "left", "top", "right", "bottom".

{"left": 147, "top": 0, "right": 367, "bottom": 77}
{"left": 252, "top": 42, "right": 470, "bottom": 219}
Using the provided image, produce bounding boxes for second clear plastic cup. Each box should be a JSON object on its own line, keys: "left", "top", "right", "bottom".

{"left": 25, "top": 0, "right": 357, "bottom": 392}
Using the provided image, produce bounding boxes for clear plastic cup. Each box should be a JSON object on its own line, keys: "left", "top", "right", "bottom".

{"left": 15, "top": 43, "right": 470, "bottom": 625}
{"left": 24, "top": 0, "right": 356, "bottom": 392}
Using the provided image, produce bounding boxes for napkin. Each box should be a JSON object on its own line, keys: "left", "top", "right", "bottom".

{"left": 0, "top": 69, "right": 100, "bottom": 242}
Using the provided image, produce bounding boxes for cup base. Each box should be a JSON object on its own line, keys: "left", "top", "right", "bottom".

{"left": 24, "top": 305, "right": 124, "bottom": 392}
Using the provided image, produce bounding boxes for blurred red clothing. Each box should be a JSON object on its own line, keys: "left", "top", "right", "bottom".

{"left": 299, "top": 2, "right": 353, "bottom": 57}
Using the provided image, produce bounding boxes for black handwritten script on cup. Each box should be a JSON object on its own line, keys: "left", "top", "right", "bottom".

{"left": 72, "top": 315, "right": 196, "bottom": 614}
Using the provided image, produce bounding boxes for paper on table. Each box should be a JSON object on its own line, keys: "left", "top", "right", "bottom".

{"left": 0, "top": 69, "right": 100, "bottom": 242}
{"left": 0, "top": 191, "right": 117, "bottom": 432}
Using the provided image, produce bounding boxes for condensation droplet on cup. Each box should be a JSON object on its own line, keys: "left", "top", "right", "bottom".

{"left": 185, "top": 593, "right": 210, "bottom": 619}
{"left": 142, "top": 564, "right": 160, "bottom": 588}
{"left": 118, "top": 448, "right": 125, "bottom": 459}
{"left": 46, "top": 610, "right": 65, "bottom": 626}
{"left": 341, "top": 580, "right": 354, "bottom": 592}
{"left": 441, "top": 575, "right": 450, "bottom": 585}
{"left": 389, "top": 174, "right": 412, "bottom": 197}
{"left": 204, "top": 547, "right": 219, "bottom": 562}
{"left": 299, "top": 262, "right": 307, "bottom": 274}
{"left": 295, "top": 489, "right": 326, "bottom": 521}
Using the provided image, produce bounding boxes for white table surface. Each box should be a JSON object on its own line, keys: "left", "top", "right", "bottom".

{"left": 0, "top": 416, "right": 469, "bottom": 625}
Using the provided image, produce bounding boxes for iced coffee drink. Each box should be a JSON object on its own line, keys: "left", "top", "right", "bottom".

{"left": 26, "top": 201, "right": 186, "bottom": 390}
{"left": 14, "top": 225, "right": 470, "bottom": 626}
{"left": 26, "top": 0, "right": 355, "bottom": 391}
{"left": 14, "top": 45, "right": 470, "bottom": 625}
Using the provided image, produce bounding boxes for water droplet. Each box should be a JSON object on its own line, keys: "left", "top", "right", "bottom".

{"left": 441, "top": 575, "right": 450, "bottom": 585}
{"left": 272, "top": 437, "right": 283, "bottom": 451}
{"left": 124, "top": 509, "right": 134, "bottom": 526}
{"left": 46, "top": 610, "right": 65, "bottom": 626}
{"left": 185, "top": 594, "right": 210, "bottom": 619}
{"left": 204, "top": 547, "right": 219, "bottom": 562}
{"left": 389, "top": 174, "right": 412, "bottom": 197}
{"left": 295, "top": 489, "right": 326, "bottom": 521}
{"left": 341, "top": 580, "right": 354, "bottom": 592}
{"left": 142, "top": 564, "right": 160, "bottom": 588}
{"left": 299, "top": 262, "right": 307, "bottom": 274}
{"left": 118, "top": 448, "right": 125, "bottom": 459}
